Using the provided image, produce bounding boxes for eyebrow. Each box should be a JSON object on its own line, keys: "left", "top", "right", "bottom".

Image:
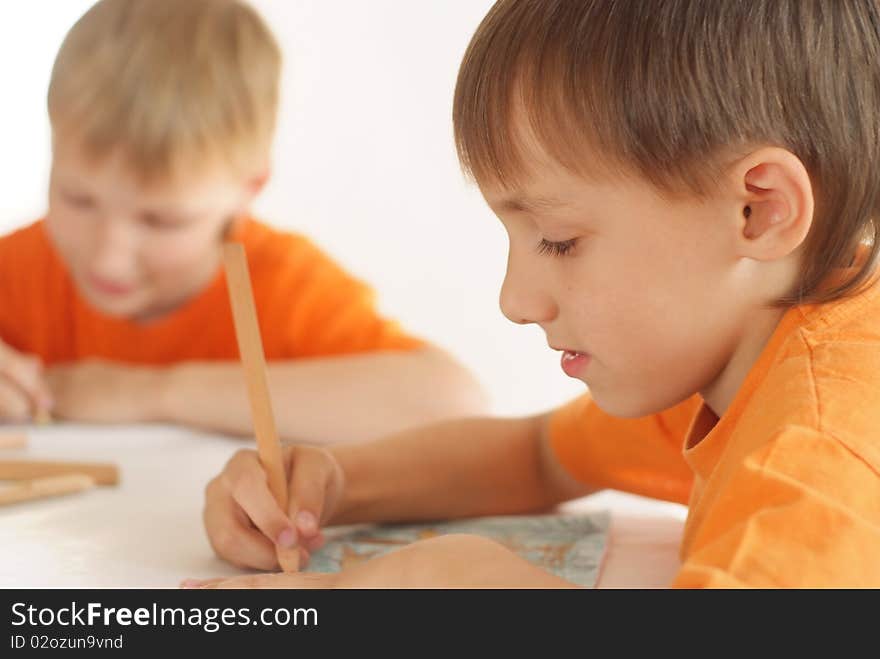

{"left": 495, "top": 195, "right": 570, "bottom": 213}
{"left": 56, "top": 178, "right": 90, "bottom": 192}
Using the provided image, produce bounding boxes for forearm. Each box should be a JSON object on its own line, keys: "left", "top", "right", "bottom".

{"left": 158, "top": 348, "right": 487, "bottom": 444}
{"left": 329, "top": 413, "right": 567, "bottom": 525}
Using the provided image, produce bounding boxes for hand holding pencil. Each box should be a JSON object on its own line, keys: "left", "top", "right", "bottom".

{"left": 203, "top": 444, "right": 345, "bottom": 570}
{"left": 222, "top": 243, "right": 342, "bottom": 572}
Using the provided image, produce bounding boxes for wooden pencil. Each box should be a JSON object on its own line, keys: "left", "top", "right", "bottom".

{"left": 0, "top": 474, "right": 96, "bottom": 506}
{"left": 0, "top": 459, "right": 119, "bottom": 486}
{"left": 223, "top": 242, "right": 299, "bottom": 573}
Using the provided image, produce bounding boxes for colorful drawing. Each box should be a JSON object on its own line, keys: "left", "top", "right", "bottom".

{"left": 307, "top": 512, "right": 610, "bottom": 587}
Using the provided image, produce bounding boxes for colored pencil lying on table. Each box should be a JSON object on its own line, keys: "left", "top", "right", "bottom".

{"left": 0, "top": 459, "right": 119, "bottom": 485}
{"left": 0, "top": 433, "right": 28, "bottom": 450}
{"left": 0, "top": 474, "right": 96, "bottom": 506}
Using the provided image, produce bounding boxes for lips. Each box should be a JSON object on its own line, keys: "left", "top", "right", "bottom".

{"left": 87, "top": 273, "right": 136, "bottom": 297}
{"left": 558, "top": 348, "right": 591, "bottom": 378}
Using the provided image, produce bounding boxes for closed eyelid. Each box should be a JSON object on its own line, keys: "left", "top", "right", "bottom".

{"left": 536, "top": 237, "right": 578, "bottom": 256}
{"left": 60, "top": 189, "right": 96, "bottom": 206}
{"left": 140, "top": 212, "right": 187, "bottom": 228}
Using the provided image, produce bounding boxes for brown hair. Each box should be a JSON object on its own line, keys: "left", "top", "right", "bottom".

{"left": 453, "top": 0, "right": 880, "bottom": 304}
{"left": 48, "top": 0, "right": 281, "bottom": 184}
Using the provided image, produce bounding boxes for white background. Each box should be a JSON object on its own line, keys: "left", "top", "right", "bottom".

{"left": 0, "top": 1, "right": 585, "bottom": 416}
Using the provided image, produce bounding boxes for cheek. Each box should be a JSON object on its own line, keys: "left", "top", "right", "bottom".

{"left": 563, "top": 239, "right": 669, "bottom": 328}
{"left": 45, "top": 207, "right": 93, "bottom": 263}
{"left": 140, "top": 227, "right": 221, "bottom": 279}
{"left": 566, "top": 242, "right": 716, "bottom": 361}
{"left": 606, "top": 230, "right": 723, "bottom": 320}
{"left": 596, "top": 276, "right": 731, "bottom": 404}
{"left": 560, "top": 225, "right": 728, "bottom": 335}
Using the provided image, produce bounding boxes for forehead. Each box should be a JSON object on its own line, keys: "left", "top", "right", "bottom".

{"left": 478, "top": 113, "right": 710, "bottom": 218}
{"left": 52, "top": 135, "right": 243, "bottom": 210}
{"left": 479, "top": 152, "right": 605, "bottom": 216}
{"left": 477, "top": 104, "right": 625, "bottom": 211}
{"left": 480, "top": 161, "right": 709, "bottom": 229}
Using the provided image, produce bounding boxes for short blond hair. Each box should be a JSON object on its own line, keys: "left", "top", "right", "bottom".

{"left": 48, "top": 0, "right": 281, "bottom": 184}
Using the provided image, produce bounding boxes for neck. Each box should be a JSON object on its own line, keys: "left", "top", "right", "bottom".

{"left": 700, "top": 304, "right": 788, "bottom": 417}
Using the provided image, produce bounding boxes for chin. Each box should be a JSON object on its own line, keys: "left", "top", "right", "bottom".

{"left": 77, "top": 286, "right": 147, "bottom": 319}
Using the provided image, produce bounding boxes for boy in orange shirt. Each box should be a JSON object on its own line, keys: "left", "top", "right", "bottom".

{"left": 0, "top": 0, "right": 486, "bottom": 444}
{"left": 194, "top": 0, "right": 880, "bottom": 584}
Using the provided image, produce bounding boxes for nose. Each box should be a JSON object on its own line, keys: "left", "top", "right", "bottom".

{"left": 90, "top": 216, "right": 138, "bottom": 280}
{"left": 499, "top": 247, "right": 558, "bottom": 326}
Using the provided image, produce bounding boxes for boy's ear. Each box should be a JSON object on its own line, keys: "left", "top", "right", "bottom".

{"left": 245, "top": 169, "right": 271, "bottom": 198}
{"left": 731, "top": 147, "right": 814, "bottom": 261}
{"left": 226, "top": 170, "right": 270, "bottom": 235}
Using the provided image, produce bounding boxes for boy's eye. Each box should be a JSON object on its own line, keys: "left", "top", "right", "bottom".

{"left": 537, "top": 238, "right": 578, "bottom": 257}
{"left": 63, "top": 192, "right": 95, "bottom": 210}
{"left": 140, "top": 212, "right": 183, "bottom": 230}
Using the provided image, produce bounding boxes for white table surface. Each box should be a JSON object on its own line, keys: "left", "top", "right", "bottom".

{"left": 0, "top": 424, "right": 686, "bottom": 589}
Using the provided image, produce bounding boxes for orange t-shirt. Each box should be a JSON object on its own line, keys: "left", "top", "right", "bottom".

{"left": 0, "top": 219, "right": 422, "bottom": 364}
{"left": 550, "top": 280, "right": 880, "bottom": 587}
